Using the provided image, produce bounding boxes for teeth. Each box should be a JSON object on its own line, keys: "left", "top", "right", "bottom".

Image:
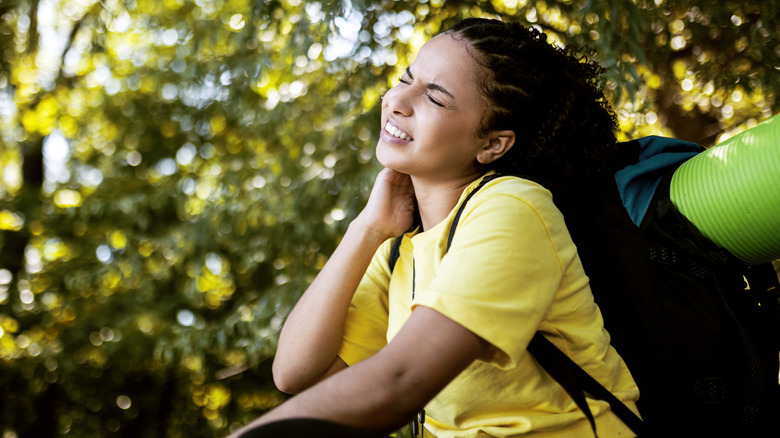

{"left": 385, "top": 122, "right": 412, "bottom": 141}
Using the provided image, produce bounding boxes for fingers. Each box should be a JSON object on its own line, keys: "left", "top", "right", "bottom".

{"left": 379, "top": 168, "right": 414, "bottom": 192}
{"left": 358, "top": 169, "right": 417, "bottom": 239}
{"left": 376, "top": 167, "right": 405, "bottom": 185}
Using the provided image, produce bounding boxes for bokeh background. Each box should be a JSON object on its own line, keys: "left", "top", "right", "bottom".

{"left": 0, "top": 0, "right": 778, "bottom": 436}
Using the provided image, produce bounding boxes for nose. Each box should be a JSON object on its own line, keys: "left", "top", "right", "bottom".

{"left": 383, "top": 86, "right": 413, "bottom": 117}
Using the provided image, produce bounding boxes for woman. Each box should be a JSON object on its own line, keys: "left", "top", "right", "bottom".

{"left": 232, "top": 18, "right": 639, "bottom": 437}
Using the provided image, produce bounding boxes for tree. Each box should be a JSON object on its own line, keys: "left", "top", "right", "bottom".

{"left": 0, "top": 0, "right": 777, "bottom": 436}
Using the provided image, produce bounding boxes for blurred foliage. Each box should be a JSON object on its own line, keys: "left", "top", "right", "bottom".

{"left": 0, "top": 0, "right": 777, "bottom": 436}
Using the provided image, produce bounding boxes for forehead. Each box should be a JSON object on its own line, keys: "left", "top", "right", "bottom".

{"left": 410, "top": 34, "right": 483, "bottom": 99}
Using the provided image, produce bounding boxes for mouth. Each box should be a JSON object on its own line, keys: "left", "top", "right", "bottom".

{"left": 384, "top": 122, "right": 413, "bottom": 141}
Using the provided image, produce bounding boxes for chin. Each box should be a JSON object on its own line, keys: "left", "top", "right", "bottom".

{"left": 375, "top": 144, "right": 395, "bottom": 168}
{"left": 376, "top": 142, "right": 417, "bottom": 175}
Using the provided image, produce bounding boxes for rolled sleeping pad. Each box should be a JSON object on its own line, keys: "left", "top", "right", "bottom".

{"left": 670, "top": 113, "right": 780, "bottom": 265}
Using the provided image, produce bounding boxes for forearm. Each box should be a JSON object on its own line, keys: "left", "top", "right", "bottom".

{"left": 233, "top": 307, "right": 487, "bottom": 437}
{"left": 273, "top": 218, "right": 388, "bottom": 392}
{"left": 262, "top": 354, "right": 419, "bottom": 434}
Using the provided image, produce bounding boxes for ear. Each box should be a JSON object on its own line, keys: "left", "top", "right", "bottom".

{"left": 476, "top": 130, "right": 515, "bottom": 165}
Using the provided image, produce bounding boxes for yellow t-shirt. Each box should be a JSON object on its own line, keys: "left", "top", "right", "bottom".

{"left": 338, "top": 174, "right": 640, "bottom": 437}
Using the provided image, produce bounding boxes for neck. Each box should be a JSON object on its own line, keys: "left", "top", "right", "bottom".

{"left": 412, "top": 172, "right": 485, "bottom": 231}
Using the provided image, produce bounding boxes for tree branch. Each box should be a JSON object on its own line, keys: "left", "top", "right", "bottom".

{"left": 25, "top": 0, "right": 40, "bottom": 55}
{"left": 56, "top": 3, "right": 102, "bottom": 83}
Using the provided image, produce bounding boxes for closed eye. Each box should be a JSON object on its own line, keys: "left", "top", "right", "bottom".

{"left": 427, "top": 95, "right": 444, "bottom": 107}
{"left": 400, "top": 67, "right": 448, "bottom": 108}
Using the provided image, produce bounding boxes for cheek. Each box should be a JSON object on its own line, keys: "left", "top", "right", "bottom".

{"left": 436, "top": 115, "right": 480, "bottom": 142}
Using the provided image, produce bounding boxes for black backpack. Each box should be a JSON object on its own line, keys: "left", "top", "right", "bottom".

{"left": 388, "top": 142, "right": 780, "bottom": 437}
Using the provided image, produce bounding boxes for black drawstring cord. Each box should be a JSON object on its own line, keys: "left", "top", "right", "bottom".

{"left": 411, "top": 409, "right": 425, "bottom": 437}
{"left": 410, "top": 259, "right": 424, "bottom": 437}
{"left": 417, "top": 410, "right": 426, "bottom": 437}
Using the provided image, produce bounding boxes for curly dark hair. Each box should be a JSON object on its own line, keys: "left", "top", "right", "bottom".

{"left": 445, "top": 18, "right": 619, "bottom": 185}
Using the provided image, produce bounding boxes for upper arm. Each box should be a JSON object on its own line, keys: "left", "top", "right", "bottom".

{"left": 338, "top": 240, "right": 393, "bottom": 365}
{"left": 321, "top": 356, "right": 348, "bottom": 381}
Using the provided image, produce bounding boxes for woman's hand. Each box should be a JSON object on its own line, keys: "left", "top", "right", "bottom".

{"left": 271, "top": 169, "right": 415, "bottom": 396}
{"left": 272, "top": 170, "right": 413, "bottom": 394}
{"left": 355, "top": 168, "right": 416, "bottom": 240}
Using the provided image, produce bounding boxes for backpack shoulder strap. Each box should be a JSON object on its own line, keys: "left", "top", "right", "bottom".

{"left": 527, "top": 334, "right": 646, "bottom": 436}
{"left": 388, "top": 172, "right": 645, "bottom": 436}
{"left": 446, "top": 173, "right": 503, "bottom": 247}
{"left": 389, "top": 173, "right": 502, "bottom": 273}
{"left": 388, "top": 233, "right": 404, "bottom": 273}
{"left": 448, "top": 173, "right": 645, "bottom": 436}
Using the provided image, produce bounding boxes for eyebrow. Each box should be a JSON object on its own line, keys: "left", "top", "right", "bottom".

{"left": 406, "top": 67, "right": 455, "bottom": 100}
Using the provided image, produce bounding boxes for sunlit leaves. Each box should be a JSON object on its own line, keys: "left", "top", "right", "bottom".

{"left": 0, "top": 210, "right": 24, "bottom": 231}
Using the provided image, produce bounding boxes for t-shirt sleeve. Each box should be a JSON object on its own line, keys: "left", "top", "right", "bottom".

{"left": 337, "top": 239, "right": 393, "bottom": 366}
{"left": 415, "top": 186, "right": 565, "bottom": 369}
